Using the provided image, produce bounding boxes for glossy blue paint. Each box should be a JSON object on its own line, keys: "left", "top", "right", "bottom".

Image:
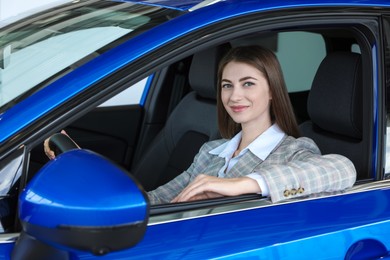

{"left": 2, "top": 0, "right": 390, "bottom": 144}
{"left": 125, "top": 0, "right": 390, "bottom": 11}
{"left": 345, "top": 239, "right": 388, "bottom": 259}
{"left": 19, "top": 149, "right": 147, "bottom": 228}
{"left": 140, "top": 74, "right": 155, "bottom": 107}
{"left": 68, "top": 188, "right": 390, "bottom": 259}
{"left": 0, "top": 243, "right": 14, "bottom": 260}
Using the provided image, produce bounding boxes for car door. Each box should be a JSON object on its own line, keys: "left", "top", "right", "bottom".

{"left": 116, "top": 11, "right": 381, "bottom": 259}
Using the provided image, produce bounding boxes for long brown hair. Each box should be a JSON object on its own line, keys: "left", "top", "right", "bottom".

{"left": 217, "top": 45, "right": 300, "bottom": 138}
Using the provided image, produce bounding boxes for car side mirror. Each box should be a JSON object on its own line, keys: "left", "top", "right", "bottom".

{"left": 12, "top": 149, "right": 149, "bottom": 259}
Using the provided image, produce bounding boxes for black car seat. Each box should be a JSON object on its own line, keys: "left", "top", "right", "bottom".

{"left": 300, "top": 52, "right": 368, "bottom": 179}
{"left": 133, "top": 44, "right": 230, "bottom": 191}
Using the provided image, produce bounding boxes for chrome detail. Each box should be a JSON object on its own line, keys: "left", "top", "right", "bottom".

{"left": 189, "top": 0, "right": 223, "bottom": 11}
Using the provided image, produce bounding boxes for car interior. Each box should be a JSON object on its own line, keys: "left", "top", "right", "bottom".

{"left": 22, "top": 26, "right": 373, "bottom": 222}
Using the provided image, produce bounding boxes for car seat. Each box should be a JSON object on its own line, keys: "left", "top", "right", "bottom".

{"left": 133, "top": 44, "right": 230, "bottom": 191}
{"left": 300, "top": 51, "right": 368, "bottom": 179}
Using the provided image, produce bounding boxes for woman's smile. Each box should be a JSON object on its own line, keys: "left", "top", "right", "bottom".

{"left": 230, "top": 105, "right": 249, "bottom": 113}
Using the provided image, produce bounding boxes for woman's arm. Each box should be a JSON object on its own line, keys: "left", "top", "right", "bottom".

{"left": 258, "top": 137, "right": 356, "bottom": 203}
{"left": 148, "top": 171, "right": 193, "bottom": 204}
{"left": 171, "top": 174, "right": 261, "bottom": 203}
{"left": 148, "top": 141, "right": 220, "bottom": 204}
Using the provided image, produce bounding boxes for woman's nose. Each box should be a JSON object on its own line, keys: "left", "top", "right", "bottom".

{"left": 230, "top": 86, "right": 243, "bottom": 101}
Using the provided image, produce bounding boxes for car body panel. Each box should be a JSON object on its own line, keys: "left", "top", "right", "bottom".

{"left": 0, "top": 241, "right": 14, "bottom": 259}
{"left": 67, "top": 187, "right": 390, "bottom": 259}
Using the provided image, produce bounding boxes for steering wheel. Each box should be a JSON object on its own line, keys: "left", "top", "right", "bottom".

{"left": 48, "top": 133, "right": 79, "bottom": 156}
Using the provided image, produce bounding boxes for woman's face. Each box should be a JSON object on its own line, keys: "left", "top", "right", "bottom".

{"left": 220, "top": 61, "right": 272, "bottom": 130}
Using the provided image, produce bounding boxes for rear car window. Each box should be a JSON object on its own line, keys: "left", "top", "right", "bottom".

{"left": 231, "top": 31, "right": 326, "bottom": 93}
{"left": 275, "top": 31, "right": 326, "bottom": 93}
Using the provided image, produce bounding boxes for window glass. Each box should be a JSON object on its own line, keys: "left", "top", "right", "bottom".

{"left": 234, "top": 31, "right": 327, "bottom": 93}
{"left": 0, "top": 2, "right": 181, "bottom": 112}
{"left": 351, "top": 43, "right": 361, "bottom": 53}
{"left": 0, "top": 151, "right": 22, "bottom": 196}
{"left": 99, "top": 77, "right": 149, "bottom": 107}
{"left": 0, "top": 149, "right": 24, "bottom": 233}
{"left": 274, "top": 32, "right": 326, "bottom": 92}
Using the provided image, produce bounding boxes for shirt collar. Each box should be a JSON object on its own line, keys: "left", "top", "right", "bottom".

{"left": 209, "top": 124, "right": 286, "bottom": 160}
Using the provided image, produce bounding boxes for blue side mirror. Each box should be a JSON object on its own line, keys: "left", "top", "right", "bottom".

{"left": 13, "top": 149, "right": 149, "bottom": 258}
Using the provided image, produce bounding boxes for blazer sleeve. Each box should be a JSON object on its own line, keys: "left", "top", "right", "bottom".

{"left": 147, "top": 141, "right": 220, "bottom": 205}
{"left": 258, "top": 137, "right": 357, "bottom": 203}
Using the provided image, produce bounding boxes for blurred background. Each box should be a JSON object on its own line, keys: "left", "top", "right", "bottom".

{"left": 0, "top": 0, "right": 70, "bottom": 24}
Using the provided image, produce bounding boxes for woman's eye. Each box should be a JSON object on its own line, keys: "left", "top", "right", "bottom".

{"left": 222, "top": 84, "right": 232, "bottom": 89}
{"left": 243, "top": 82, "right": 254, "bottom": 87}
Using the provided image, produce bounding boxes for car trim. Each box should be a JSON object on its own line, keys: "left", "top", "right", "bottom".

{"left": 148, "top": 179, "right": 390, "bottom": 225}
{"left": 0, "top": 233, "right": 18, "bottom": 243}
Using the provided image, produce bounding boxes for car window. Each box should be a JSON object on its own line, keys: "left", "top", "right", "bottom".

{"left": 99, "top": 77, "right": 150, "bottom": 107}
{"left": 0, "top": 150, "right": 22, "bottom": 196}
{"left": 1, "top": 27, "right": 131, "bottom": 105}
{"left": 232, "top": 31, "right": 327, "bottom": 93}
{"left": 0, "top": 1, "right": 181, "bottom": 112}
{"left": 275, "top": 31, "right": 326, "bottom": 93}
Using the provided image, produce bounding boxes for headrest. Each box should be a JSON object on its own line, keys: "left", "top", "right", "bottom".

{"left": 189, "top": 44, "right": 230, "bottom": 100}
{"left": 307, "top": 52, "right": 362, "bottom": 139}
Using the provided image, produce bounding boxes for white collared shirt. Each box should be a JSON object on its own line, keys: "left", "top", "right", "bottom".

{"left": 209, "top": 124, "right": 285, "bottom": 196}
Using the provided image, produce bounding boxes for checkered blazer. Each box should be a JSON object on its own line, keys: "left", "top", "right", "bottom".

{"left": 148, "top": 135, "right": 356, "bottom": 204}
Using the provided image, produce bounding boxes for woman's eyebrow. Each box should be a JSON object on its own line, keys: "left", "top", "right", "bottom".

{"left": 239, "top": 76, "right": 258, "bottom": 82}
{"left": 221, "top": 76, "right": 258, "bottom": 83}
{"left": 221, "top": 79, "right": 232, "bottom": 83}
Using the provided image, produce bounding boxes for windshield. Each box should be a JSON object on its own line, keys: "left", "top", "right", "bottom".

{"left": 0, "top": 0, "right": 181, "bottom": 112}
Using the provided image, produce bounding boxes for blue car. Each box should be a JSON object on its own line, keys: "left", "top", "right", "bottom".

{"left": 1, "top": 0, "right": 390, "bottom": 258}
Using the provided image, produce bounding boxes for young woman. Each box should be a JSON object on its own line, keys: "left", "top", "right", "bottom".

{"left": 148, "top": 45, "right": 356, "bottom": 204}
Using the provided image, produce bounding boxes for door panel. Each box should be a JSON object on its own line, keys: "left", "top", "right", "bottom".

{"left": 66, "top": 105, "right": 143, "bottom": 168}
{"left": 29, "top": 105, "right": 143, "bottom": 176}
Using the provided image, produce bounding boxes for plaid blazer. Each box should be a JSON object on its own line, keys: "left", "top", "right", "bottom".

{"left": 148, "top": 135, "right": 356, "bottom": 204}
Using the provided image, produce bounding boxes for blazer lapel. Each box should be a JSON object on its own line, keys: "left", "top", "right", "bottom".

{"left": 204, "top": 155, "right": 225, "bottom": 177}
{"left": 226, "top": 151, "right": 263, "bottom": 178}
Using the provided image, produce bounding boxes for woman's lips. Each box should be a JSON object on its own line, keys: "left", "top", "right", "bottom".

{"left": 230, "top": 105, "right": 248, "bottom": 112}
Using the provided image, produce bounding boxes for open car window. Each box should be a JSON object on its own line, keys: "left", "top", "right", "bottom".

{"left": 145, "top": 27, "right": 371, "bottom": 218}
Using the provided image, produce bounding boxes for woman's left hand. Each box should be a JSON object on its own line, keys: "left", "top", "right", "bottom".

{"left": 171, "top": 174, "right": 261, "bottom": 203}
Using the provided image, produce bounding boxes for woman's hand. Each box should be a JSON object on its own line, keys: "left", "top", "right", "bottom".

{"left": 171, "top": 174, "right": 261, "bottom": 203}
{"left": 43, "top": 130, "right": 77, "bottom": 160}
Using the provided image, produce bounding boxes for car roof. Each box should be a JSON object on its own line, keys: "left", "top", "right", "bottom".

{"left": 125, "top": 0, "right": 390, "bottom": 11}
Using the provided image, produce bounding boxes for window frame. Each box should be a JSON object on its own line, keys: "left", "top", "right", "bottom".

{"left": 143, "top": 16, "right": 378, "bottom": 220}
